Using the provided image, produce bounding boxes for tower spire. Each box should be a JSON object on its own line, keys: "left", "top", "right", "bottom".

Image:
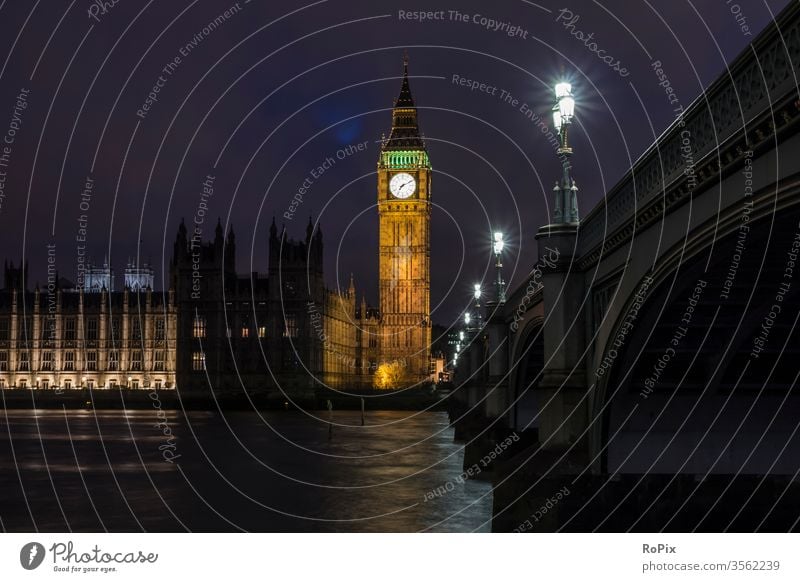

{"left": 384, "top": 53, "right": 424, "bottom": 151}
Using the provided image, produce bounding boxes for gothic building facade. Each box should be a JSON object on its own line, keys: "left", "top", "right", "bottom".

{"left": 169, "top": 217, "right": 360, "bottom": 393}
{"left": 0, "top": 217, "right": 363, "bottom": 392}
{"left": 0, "top": 56, "right": 435, "bottom": 392}
{"left": 375, "top": 57, "right": 433, "bottom": 383}
{"left": 0, "top": 261, "right": 177, "bottom": 390}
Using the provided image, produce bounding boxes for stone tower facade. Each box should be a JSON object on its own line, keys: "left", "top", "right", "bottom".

{"left": 377, "top": 57, "right": 432, "bottom": 383}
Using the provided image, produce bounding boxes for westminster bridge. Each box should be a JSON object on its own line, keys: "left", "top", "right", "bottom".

{"left": 451, "top": 2, "right": 800, "bottom": 532}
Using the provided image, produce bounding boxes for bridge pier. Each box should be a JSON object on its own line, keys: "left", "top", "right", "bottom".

{"left": 534, "top": 223, "right": 589, "bottom": 448}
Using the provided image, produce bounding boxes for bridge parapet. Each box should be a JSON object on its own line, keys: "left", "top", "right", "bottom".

{"left": 577, "top": 3, "right": 800, "bottom": 271}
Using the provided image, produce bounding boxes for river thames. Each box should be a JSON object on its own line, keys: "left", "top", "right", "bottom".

{"left": 0, "top": 409, "right": 492, "bottom": 532}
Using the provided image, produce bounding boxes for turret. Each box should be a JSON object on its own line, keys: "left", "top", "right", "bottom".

{"left": 225, "top": 224, "right": 236, "bottom": 273}
{"left": 214, "top": 218, "right": 224, "bottom": 250}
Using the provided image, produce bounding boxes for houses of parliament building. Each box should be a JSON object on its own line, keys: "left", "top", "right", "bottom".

{"left": 0, "top": 58, "right": 434, "bottom": 393}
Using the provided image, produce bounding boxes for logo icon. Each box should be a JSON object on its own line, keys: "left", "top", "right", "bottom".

{"left": 20, "top": 542, "right": 45, "bottom": 570}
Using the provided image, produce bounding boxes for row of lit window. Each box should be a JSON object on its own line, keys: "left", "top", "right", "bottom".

{"left": 0, "top": 350, "right": 166, "bottom": 372}
{"left": 192, "top": 315, "right": 298, "bottom": 338}
{"left": 0, "top": 378, "right": 169, "bottom": 390}
{"left": 0, "top": 316, "right": 166, "bottom": 341}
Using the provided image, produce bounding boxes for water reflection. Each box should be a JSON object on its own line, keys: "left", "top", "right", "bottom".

{"left": 0, "top": 410, "right": 492, "bottom": 532}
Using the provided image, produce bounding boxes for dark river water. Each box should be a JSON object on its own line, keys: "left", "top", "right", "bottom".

{"left": 0, "top": 409, "right": 493, "bottom": 532}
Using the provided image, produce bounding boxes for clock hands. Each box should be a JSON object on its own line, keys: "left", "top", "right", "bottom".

{"left": 390, "top": 174, "right": 415, "bottom": 198}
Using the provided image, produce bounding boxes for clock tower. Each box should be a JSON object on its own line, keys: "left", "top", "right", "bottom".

{"left": 377, "top": 56, "right": 431, "bottom": 383}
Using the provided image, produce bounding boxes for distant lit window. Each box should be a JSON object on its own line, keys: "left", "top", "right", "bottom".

{"left": 283, "top": 315, "right": 298, "bottom": 338}
{"left": 193, "top": 315, "right": 207, "bottom": 338}
{"left": 130, "top": 318, "right": 142, "bottom": 341}
{"left": 63, "top": 352, "right": 75, "bottom": 371}
{"left": 41, "top": 351, "right": 53, "bottom": 371}
{"left": 64, "top": 318, "right": 76, "bottom": 340}
{"left": 154, "top": 350, "right": 165, "bottom": 371}
{"left": 110, "top": 317, "right": 121, "bottom": 342}
{"left": 155, "top": 318, "right": 165, "bottom": 341}
{"left": 0, "top": 351, "right": 7, "bottom": 371}
{"left": 18, "top": 351, "right": 29, "bottom": 371}
{"left": 192, "top": 351, "right": 206, "bottom": 371}
{"left": 258, "top": 326, "right": 267, "bottom": 339}
{"left": 40, "top": 317, "right": 52, "bottom": 341}
{"left": 86, "top": 318, "right": 98, "bottom": 340}
{"left": 130, "top": 351, "right": 143, "bottom": 370}
{"left": 18, "top": 317, "right": 32, "bottom": 340}
{"left": 108, "top": 350, "right": 119, "bottom": 371}
{"left": 87, "top": 351, "right": 98, "bottom": 371}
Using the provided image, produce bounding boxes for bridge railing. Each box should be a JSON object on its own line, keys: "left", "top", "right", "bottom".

{"left": 576, "top": 2, "right": 800, "bottom": 269}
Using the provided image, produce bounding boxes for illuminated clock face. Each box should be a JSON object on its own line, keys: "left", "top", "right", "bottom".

{"left": 389, "top": 172, "right": 416, "bottom": 199}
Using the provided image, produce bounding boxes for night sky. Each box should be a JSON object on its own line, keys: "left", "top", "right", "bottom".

{"left": 0, "top": 0, "right": 791, "bottom": 324}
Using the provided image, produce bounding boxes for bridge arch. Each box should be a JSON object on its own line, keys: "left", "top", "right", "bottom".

{"left": 591, "top": 178, "right": 800, "bottom": 475}
{"left": 509, "top": 316, "right": 544, "bottom": 433}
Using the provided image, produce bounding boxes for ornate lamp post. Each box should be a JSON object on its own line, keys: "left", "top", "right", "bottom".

{"left": 472, "top": 283, "right": 483, "bottom": 329}
{"left": 492, "top": 232, "right": 506, "bottom": 303}
{"left": 552, "top": 82, "right": 579, "bottom": 224}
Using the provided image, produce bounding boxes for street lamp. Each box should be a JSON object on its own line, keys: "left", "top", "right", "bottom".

{"left": 493, "top": 231, "right": 506, "bottom": 303}
{"left": 471, "top": 283, "right": 483, "bottom": 328}
{"left": 552, "top": 81, "right": 579, "bottom": 224}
